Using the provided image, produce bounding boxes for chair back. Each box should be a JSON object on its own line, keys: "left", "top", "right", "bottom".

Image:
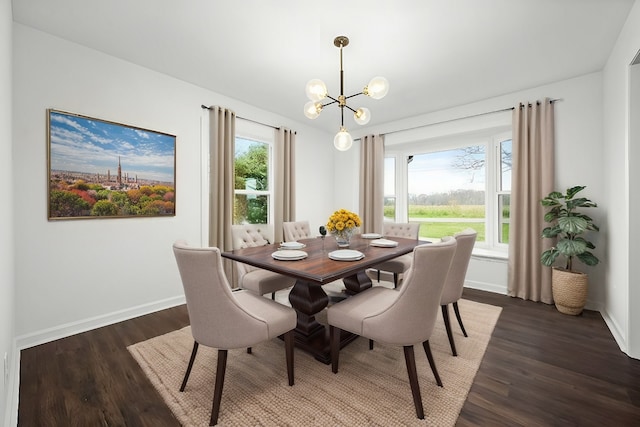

{"left": 363, "top": 238, "right": 457, "bottom": 345}
{"left": 231, "top": 224, "right": 272, "bottom": 281}
{"left": 383, "top": 222, "right": 420, "bottom": 240}
{"left": 440, "top": 229, "right": 477, "bottom": 305}
{"left": 283, "top": 221, "right": 311, "bottom": 241}
{"left": 172, "top": 240, "right": 270, "bottom": 349}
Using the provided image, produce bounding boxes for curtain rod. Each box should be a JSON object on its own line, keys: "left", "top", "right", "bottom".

{"left": 201, "top": 104, "right": 279, "bottom": 130}
{"left": 381, "top": 98, "right": 560, "bottom": 137}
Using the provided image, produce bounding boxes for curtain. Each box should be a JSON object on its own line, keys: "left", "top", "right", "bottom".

{"left": 208, "top": 106, "right": 236, "bottom": 281}
{"left": 274, "top": 127, "right": 296, "bottom": 243}
{"left": 359, "top": 134, "right": 385, "bottom": 234}
{"left": 508, "top": 98, "right": 555, "bottom": 303}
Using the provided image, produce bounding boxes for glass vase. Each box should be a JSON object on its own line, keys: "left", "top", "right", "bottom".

{"left": 334, "top": 228, "right": 353, "bottom": 248}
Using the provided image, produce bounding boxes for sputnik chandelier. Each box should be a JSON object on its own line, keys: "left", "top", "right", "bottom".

{"left": 304, "top": 36, "right": 389, "bottom": 151}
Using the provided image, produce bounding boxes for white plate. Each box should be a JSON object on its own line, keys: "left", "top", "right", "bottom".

{"left": 279, "top": 242, "right": 306, "bottom": 250}
{"left": 328, "top": 249, "right": 365, "bottom": 261}
{"left": 369, "top": 238, "right": 399, "bottom": 247}
{"left": 361, "top": 233, "right": 382, "bottom": 239}
{"left": 272, "top": 250, "right": 308, "bottom": 261}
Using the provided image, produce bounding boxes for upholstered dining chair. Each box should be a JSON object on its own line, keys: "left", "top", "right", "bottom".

{"left": 327, "top": 238, "right": 457, "bottom": 420}
{"left": 231, "top": 224, "right": 296, "bottom": 300}
{"left": 172, "top": 240, "right": 296, "bottom": 426}
{"left": 282, "top": 220, "right": 312, "bottom": 242}
{"left": 440, "top": 229, "right": 477, "bottom": 356}
{"left": 373, "top": 222, "right": 420, "bottom": 287}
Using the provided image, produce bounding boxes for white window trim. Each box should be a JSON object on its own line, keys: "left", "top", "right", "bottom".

{"left": 235, "top": 120, "right": 275, "bottom": 225}
{"left": 385, "top": 125, "right": 511, "bottom": 255}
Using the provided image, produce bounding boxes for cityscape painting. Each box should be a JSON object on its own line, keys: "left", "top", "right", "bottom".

{"left": 47, "top": 109, "right": 176, "bottom": 220}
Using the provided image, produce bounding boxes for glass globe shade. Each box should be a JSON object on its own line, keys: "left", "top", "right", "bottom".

{"left": 354, "top": 107, "right": 371, "bottom": 125}
{"left": 334, "top": 128, "right": 353, "bottom": 151}
{"left": 365, "top": 76, "right": 389, "bottom": 100}
{"left": 305, "top": 79, "right": 328, "bottom": 101}
{"left": 304, "top": 101, "right": 322, "bottom": 119}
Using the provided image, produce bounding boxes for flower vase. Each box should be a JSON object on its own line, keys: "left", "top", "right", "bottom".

{"left": 334, "top": 228, "right": 353, "bottom": 248}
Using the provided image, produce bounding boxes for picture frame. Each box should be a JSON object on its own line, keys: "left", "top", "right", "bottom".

{"left": 47, "top": 109, "right": 176, "bottom": 220}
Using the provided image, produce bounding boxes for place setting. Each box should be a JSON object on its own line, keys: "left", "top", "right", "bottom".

{"left": 369, "top": 238, "right": 399, "bottom": 248}
{"left": 328, "top": 249, "right": 365, "bottom": 261}
{"left": 271, "top": 249, "right": 308, "bottom": 261}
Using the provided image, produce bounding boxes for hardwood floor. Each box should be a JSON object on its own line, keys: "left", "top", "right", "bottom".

{"left": 18, "top": 289, "right": 640, "bottom": 426}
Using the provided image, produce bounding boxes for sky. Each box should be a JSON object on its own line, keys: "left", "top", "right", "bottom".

{"left": 48, "top": 110, "right": 175, "bottom": 183}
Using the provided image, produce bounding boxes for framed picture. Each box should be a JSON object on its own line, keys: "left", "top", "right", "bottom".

{"left": 47, "top": 109, "right": 176, "bottom": 220}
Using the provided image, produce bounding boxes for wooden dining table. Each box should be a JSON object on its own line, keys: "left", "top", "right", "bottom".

{"left": 222, "top": 234, "right": 421, "bottom": 364}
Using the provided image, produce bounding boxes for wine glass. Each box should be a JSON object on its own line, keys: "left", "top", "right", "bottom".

{"left": 319, "top": 226, "right": 327, "bottom": 251}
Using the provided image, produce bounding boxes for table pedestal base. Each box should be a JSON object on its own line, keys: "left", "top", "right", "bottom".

{"left": 287, "top": 272, "right": 372, "bottom": 364}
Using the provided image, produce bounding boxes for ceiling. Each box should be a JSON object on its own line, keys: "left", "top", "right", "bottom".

{"left": 11, "top": 0, "right": 635, "bottom": 135}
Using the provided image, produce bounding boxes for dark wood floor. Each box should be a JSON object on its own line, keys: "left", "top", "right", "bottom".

{"left": 18, "top": 289, "right": 640, "bottom": 426}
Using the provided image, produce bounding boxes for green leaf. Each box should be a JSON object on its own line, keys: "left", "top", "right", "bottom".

{"left": 576, "top": 251, "right": 599, "bottom": 266}
{"left": 558, "top": 216, "right": 588, "bottom": 234}
{"left": 557, "top": 239, "right": 587, "bottom": 256}
{"left": 541, "top": 226, "right": 560, "bottom": 238}
{"left": 565, "top": 186, "right": 586, "bottom": 199}
{"left": 567, "top": 197, "right": 596, "bottom": 210}
{"left": 541, "top": 249, "right": 559, "bottom": 266}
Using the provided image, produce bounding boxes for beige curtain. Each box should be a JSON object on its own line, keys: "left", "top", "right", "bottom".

{"left": 508, "top": 98, "right": 555, "bottom": 303}
{"left": 359, "top": 134, "right": 385, "bottom": 234}
{"left": 208, "top": 106, "right": 236, "bottom": 280}
{"left": 273, "top": 128, "right": 296, "bottom": 243}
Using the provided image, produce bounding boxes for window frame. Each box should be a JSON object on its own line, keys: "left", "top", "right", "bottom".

{"left": 384, "top": 127, "right": 511, "bottom": 253}
{"left": 234, "top": 120, "right": 275, "bottom": 225}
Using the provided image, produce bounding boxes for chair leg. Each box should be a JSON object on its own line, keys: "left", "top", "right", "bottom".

{"left": 377, "top": 269, "right": 381, "bottom": 282}
{"left": 210, "top": 349, "right": 228, "bottom": 427}
{"left": 422, "top": 340, "right": 443, "bottom": 387}
{"left": 271, "top": 292, "right": 276, "bottom": 300}
{"left": 330, "top": 325, "right": 341, "bottom": 373}
{"left": 403, "top": 345, "right": 425, "bottom": 420}
{"left": 393, "top": 272, "right": 398, "bottom": 288}
{"left": 180, "top": 341, "right": 199, "bottom": 392}
{"left": 441, "top": 304, "right": 458, "bottom": 356}
{"left": 369, "top": 339, "right": 374, "bottom": 350}
{"left": 284, "top": 330, "right": 295, "bottom": 386}
{"left": 453, "top": 301, "right": 468, "bottom": 337}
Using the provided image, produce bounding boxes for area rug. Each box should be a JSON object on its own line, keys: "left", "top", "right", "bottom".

{"left": 128, "top": 298, "right": 501, "bottom": 426}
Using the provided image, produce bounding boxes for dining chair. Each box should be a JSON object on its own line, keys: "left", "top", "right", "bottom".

{"left": 172, "top": 240, "right": 296, "bottom": 426}
{"left": 440, "top": 229, "right": 477, "bottom": 356}
{"left": 373, "top": 222, "right": 420, "bottom": 287}
{"left": 231, "top": 224, "right": 296, "bottom": 300}
{"left": 282, "top": 220, "right": 312, "bottom": 242}
{"left": 327, "top": 238, "right": 457, "bottom": 420}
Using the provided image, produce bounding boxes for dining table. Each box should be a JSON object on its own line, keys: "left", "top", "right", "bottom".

{"left": 222, "top": 233, "right": 421, "bottom": 364}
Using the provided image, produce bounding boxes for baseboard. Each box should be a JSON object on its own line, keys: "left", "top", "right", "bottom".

{"left": 4, "top": 342, "right": 18, "bottom": 427}
{"left": 15, "top": 295, "right": 186, "bottom": 351}
{"left": 465, "top": 280, "right": 508, "bottom": 295}
{"left": 600, "top": 307, "right": 628, "bottom": 355}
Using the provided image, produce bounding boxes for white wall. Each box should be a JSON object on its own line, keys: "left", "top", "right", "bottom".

{"left": 353, "top": 72, "right": 606, "bottom": 303}
{"left": 603, "top": 0, "right": 640, "bottom": 358}
{"left": 12, "top": 23, "right": 333, "bottom": 347}
{"left": 1, "top": 1, "right": 15, "bottom": 425}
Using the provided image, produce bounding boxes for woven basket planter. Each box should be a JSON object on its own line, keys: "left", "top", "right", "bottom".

{"left": 552, "top": 267, "right": 588, "bottom": 315}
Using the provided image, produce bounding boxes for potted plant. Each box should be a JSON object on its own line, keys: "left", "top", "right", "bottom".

{"left": 540, "top": 185, "right": 600, "bottom": 315}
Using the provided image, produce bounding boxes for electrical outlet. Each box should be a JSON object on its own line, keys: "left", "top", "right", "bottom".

{"left": 3, "top": 352, "right": 7, "bottom": 387}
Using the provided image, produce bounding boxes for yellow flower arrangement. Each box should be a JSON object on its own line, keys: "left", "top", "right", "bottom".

{"left": 326, "top": 208, "right": 362, "bottom": 236}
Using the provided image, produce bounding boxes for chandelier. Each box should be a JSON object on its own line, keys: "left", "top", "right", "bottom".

{"left": 304, "top": 36, "right": 389, "bottom": 151}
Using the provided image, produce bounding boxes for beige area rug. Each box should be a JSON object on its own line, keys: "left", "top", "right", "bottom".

{"left": 128, "top": 298, "right": 501, "bottom": 426}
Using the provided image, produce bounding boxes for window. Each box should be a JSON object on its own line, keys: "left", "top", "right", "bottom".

{"left": 385, "top": 130, "right": 511, "bottom": 252}
{"left": 383, "top": 157, "right": 396, "bottom": 221}
{"left": 234, "top": 136, "right": 273, "bottom": 224}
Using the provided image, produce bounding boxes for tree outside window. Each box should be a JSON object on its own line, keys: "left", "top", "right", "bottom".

{"left": 234, "top": 137, "right": 271, "bottom": 224}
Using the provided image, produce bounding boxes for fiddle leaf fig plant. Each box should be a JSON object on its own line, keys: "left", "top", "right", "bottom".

{"left": 540, "top": 185, "right": 599, "bottom": 271}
